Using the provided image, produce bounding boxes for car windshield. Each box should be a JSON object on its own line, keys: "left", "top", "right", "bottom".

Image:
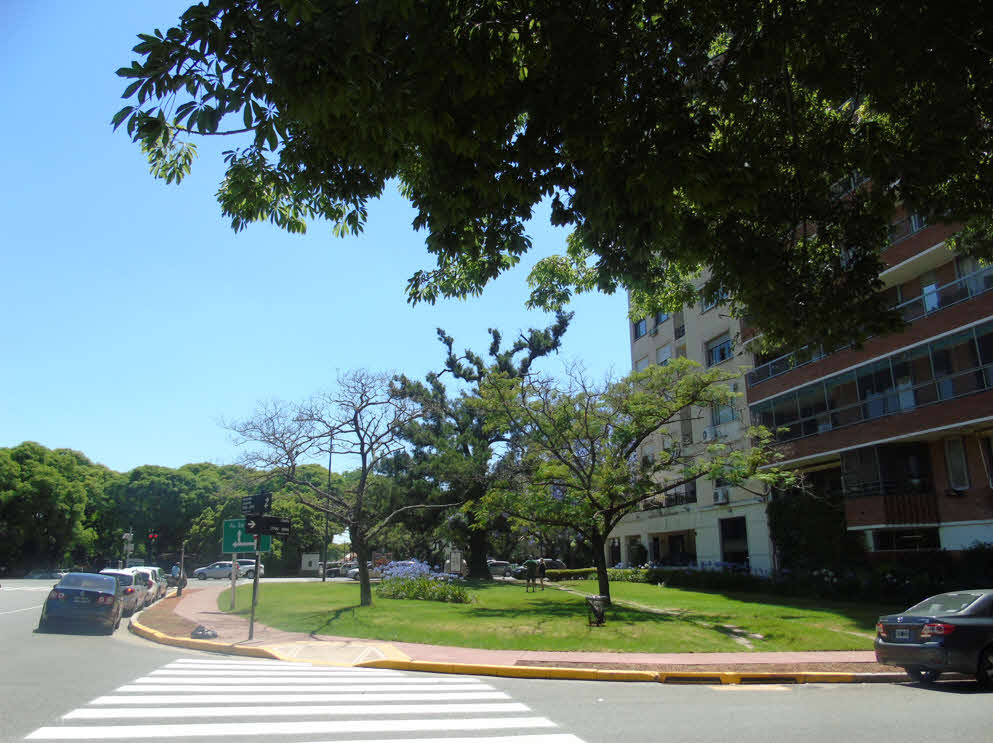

{"left": 905, "top": 591, "right": 986, "bottom": 615}
{"left": 60, "top": 573, "right": 116, "bottom": 591}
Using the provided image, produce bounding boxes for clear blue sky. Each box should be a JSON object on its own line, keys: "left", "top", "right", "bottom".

{"left": 0, "top": 2, "right": 629, "bottom": 474}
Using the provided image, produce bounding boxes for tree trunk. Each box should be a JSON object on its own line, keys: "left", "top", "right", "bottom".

{"left": 351, "top": 528, "right": 372, "bottom": 607}
{"left": 466, "top": 524, "right": 490, "bottom": 579}
{"left": 590, "top": 533, "right": 611, "bottom": 605}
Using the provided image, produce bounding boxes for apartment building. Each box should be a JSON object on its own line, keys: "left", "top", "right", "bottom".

{"left": 608, "top": 287, "right": 774, "bottom": 572}
{"left": 746, "top": 208, "right": 993, "bottom": 557}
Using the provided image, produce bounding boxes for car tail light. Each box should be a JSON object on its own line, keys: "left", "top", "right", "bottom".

{"left": 96, "top": 595, "right": 114, "bottom": 606}
{"left": 48, "top": 590, "right": 65, "bottom": 600}
{"left": 920, "top": 622, "right": 956, "bottom": 638}
{"left": 876, "top": 622, "right": 887, "bottom": 638}
{"left": 123, "top": 587, "right": 135, "bottom": 595}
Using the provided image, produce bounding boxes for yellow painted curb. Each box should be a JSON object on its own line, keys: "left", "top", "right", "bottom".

{"left": 128, "top": 616, "right": 282, "bottom": 660}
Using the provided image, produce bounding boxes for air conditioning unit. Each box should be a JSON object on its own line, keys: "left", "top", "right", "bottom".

{"left": 681, "top": 432, "right": 693, "bottom": 445}
{"left": 730, "top": 382, "right": 739, "bottom": 392}
{"left": 701, "top": 428, "right": 711, "bottom": 442}
{"left": 713, "top": 487, "right": 730, "bottom": 505}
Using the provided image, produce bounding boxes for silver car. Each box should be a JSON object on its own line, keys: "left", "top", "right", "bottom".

{"left": 236, "top": 559, "right": 264, "bottom": 578}
{"left": 194, "top": 561, "right": 235, "bottom": 580}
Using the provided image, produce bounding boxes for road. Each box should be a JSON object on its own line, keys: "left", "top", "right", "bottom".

{"left": 3, "top": 578, "right": 992, "bottom": 743}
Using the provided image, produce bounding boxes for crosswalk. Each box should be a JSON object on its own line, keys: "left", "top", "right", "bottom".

{"left": 25, "top": 657, "right": 585, "bottom": 742}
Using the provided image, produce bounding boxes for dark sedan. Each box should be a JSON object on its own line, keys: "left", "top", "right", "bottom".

{"left": 37, "top": 572, "right": 123, "bottom": 634}
{"left": 875, "top": 589, "right": 993, "bottom": 686}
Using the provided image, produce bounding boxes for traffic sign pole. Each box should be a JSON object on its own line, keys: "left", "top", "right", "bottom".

{"left": 249, "top": 535, "right": 261, "bottom": 641}
{"left": 229, "top": 551, "right": 238, "bottom": 611}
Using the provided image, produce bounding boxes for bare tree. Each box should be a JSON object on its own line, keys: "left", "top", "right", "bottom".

{"left": 230, "top": 369, "right": 455, "bottom": 606}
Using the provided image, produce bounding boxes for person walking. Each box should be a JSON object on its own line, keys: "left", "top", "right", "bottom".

{"left": 522, "top": 557, "right": 539, "bottom": 592}
{"left": 537, "top": 558, "right": 547, "bottom": 590}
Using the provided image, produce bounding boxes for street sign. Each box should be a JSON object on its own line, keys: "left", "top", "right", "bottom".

{"left": 241, "top": 492, "right": 273, "bottom": 515}
{"left": 245, "top": 515, "right": 292, "bottom": 538}
{"left": 222, "top": 518, "right": 272, "bottom": 552}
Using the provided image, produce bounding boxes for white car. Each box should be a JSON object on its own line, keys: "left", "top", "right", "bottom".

{"left": 347, "top": 563, "right": 382, "bottom": 580}
{"left": 194, "top": 561, "right": 235, "bottom": 580}
{"left": 236, "top": 559, "right": 264, "bottom": 579}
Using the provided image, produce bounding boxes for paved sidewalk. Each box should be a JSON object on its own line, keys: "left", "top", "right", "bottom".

{"left": 130, "top": 581, "right": 904, "bottom": 683}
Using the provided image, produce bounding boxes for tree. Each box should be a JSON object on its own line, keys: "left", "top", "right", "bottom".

{"left": 396, "top": 312, "right": 571, "bottom": 578}
{"left": 478, "top": 359, "right": 782, "bottom": 603}
{"left": 229, "top": 369, "right": 452, "bottom": 605}
{"left": 115, "top": 2, "right": 993, "bottom": 349}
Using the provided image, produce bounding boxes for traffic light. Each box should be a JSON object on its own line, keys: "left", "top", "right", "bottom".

{"left": 148, "top": 532, "right": 159, "bottom": 542}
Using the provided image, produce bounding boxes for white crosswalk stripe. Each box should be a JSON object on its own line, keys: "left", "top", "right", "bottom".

{"left": 25, "top": 658, "right": 586, "bottom": 742}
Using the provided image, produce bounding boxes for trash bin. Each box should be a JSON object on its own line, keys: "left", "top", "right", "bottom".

{"left": 586, "top": 594, "right": 608, "bottom": 626}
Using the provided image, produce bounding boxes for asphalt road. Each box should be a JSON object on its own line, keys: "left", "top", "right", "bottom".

{"left": 3, "top": 578, "right": 992, "bottom": 743}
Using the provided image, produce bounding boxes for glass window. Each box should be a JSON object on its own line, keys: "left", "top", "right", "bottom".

{"left": 706, "top": 333, "right": 732, "bottom": 367}
{"left": 634, "top": 356, "right": 650, "bottom": 372}
{"left": 655, "top": 311, "right": 669, "bottom": 325}
{"left": 633, "top": 318, "right": 647, "bottom": 339}
{"left": 931, "top": 331, "right": 982, "bottom": 398}
{"left": 749, "top": 401, "right": 775, "bottom": 430}
{"left": 976, "top": 321, "right": 993, "bottom": 365}
{"left": 857, "top": 359, "right": 896, "bottom": 419}
{"left": 920, "top": 271, "right": 940, "bottom": 313}
{"left": 945, "top": 437, "right": 970, "bottom": 490}
{"left": 656, "top": 344, "right": 673, "bottom": 366}
{"left": 712, "top": 403, "right": 736, "bottom": 426}
{"left": 826, "top": 372, "right": 862, "bottom": 427}
{"left": 891, "top": 345, "right": 937, "bottom": 409}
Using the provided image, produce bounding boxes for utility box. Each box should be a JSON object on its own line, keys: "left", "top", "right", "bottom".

{"left": 300, "top": 552, "right": 321, "bottom": 576}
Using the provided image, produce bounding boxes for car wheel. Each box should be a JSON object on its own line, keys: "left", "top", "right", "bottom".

{"left": 197, "top": 573, "right": 206, "bottom": 580}
{"left": 504, "top": 569, "right": 511, "bottom": 577}
{"left": 245, "top": 570, "right": 255, "bottom": 579}
{"left": 976, "top": 644, "right": 993, "bottom": 688}
{"left": 907, "top": 667, "right": 941, "bottom": 684}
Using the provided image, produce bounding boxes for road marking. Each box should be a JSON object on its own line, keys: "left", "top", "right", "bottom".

{"left": 90, "top": 691, "right": 512, "bottom": 705}
{"left": 169, "top": 658, "right": 313, "bottom": 667}
{"left": 0, "top": 604, "right": 43, "bottom": 615}
{"left": 297, "top": 737, "right": 583, "bottom": 743}
{"left": 26, "top": 716, "right": 557, "bottom": 739}
{"left": 66, "top": 702, "right": 531, "bottom": 719}
{"left": 133, "top": 674, "right": 484, "bottom": 685}
{"left": 149, "top": 668, "right": 404, "bottom": 676}
{"left": 117, "top": 682, "right": 489, "bottom": 692}
{"left": 707, "top": 685, "right": 792, "bottom": 691}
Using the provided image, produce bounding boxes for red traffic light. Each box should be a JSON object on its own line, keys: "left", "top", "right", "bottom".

{"left": 148, "top": 532, "right": 159, "bottom": 540}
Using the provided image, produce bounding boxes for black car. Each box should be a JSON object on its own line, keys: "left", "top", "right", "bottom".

{"left": 511, "top": 558, "right": 567, "bottom": 579}
{"left": 875, "top": 589, "right": 993, "bottom": 686}
{"left": 38, "top": 572, "right": 123, "bottom": 634}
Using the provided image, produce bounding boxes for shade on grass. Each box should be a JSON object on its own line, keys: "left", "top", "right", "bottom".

{"left": 224, "top": 579, "right": 890, "bottom": 653}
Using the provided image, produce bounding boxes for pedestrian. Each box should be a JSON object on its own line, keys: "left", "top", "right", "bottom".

{"left": 537, "top": 558, "right": 547, "bottom": 590}
{"left": 523, "top": 557, "right": 539, "bottom": 592}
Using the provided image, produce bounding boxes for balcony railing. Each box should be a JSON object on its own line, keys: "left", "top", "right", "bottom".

{"left": 747, "top": 266, "right": 993, "bottom": 387}
{"left": 842, "top": 478, "right": 939, "bottom": 525}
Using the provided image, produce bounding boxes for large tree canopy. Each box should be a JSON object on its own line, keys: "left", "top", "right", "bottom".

{"left": 116, "top": 1, "right": 993, "bottom": 348}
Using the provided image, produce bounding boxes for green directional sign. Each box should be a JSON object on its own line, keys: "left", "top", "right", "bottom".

{"left": 222, "top": 518, "right": 272, "bottom": 553}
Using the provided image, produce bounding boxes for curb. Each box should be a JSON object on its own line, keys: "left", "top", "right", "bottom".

{"left": 128, "top": 615, "right": 282, "bottom": 660}
{"left": 356, "top": 658, "right": 906, "bottom": 684}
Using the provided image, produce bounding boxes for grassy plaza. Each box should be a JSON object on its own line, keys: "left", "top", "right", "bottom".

{"left": 223, "top": 579, "right": 892, "bottom": 653}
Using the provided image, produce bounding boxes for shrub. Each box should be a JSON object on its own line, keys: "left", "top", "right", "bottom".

{"left": 546, "top": 568, "right": 597, "bottom": 581}
{"left": 375, "top": 560, "right": 474, "bottom": 604}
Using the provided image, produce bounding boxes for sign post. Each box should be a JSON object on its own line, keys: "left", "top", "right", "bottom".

{"left": 249, "top": 535, "right": 261, "bottom": 640}
{"left": 243, "top": 515, "right": 291, "bottom": 643}
{"left": 222, "top": 519, "right": 272, "bottom": 611}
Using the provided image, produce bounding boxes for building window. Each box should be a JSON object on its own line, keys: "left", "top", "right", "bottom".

{"left": 655, "top": 311, "right": 669, "bottom": 325}
{"left": 634, "top": 356, "right": 651, "bottom": 372}
{"left": 944, "top": 437, "right": 970, "bottom": 491}
{"left": 701, "top": 287, "right": 728, "bottom": 313}
{"left": 656, "top": 344, "right": 673, "bottom": 366}
{"left": 706, "top": 333, "right": 732, "bottom": 367}
{"left": 711, "top": 402, "right": 736, "bottom": 426}
{"left": 633, "top": 318, "right": 647, "bottom": 339}
{"left": 873, "top": 528, "right": 939, "bottom": 552}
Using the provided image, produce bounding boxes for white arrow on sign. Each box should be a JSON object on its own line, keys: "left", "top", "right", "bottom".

{"left": 233, "top": 530, "right": 256, "bottom": 550}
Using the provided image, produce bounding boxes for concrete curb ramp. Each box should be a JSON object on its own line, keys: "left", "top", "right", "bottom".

{"left": 128, "top": 617, "right": 905, "bottom": 685}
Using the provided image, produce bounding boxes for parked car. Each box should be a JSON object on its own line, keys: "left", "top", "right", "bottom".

{"left": 510, "top": 558, "right": 566, "bottom": 579}
{"left": 141, "top": 566, "right": 168, "bottom": 599}
{"left": 322, "top": 561, "right": 343, "bottom": 577}
{"left": 347, "top": 563, "right": 382, "bottom": 580}
{"left": 487, "top": 560, "right": 511, "bottom": 577}
{"left": 236, "top": 559, "right": 264, "bottom": 578}
{"left": 37, "top": 572, "right": 123, "bottom": 634}
{"left": 131, "top": 569, "right": 157, "bottom": 606}
{"left": 875, "top": 589, "right": 993, "bottom": 686}
{"left": 99, "top": 569, "right": 143, "bottom": 616}
{"left": 194, "top": 561, "right": 235, "bottom": 580}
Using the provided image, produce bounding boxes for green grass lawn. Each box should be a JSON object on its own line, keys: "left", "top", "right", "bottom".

{"left": 223, "top": 579, "right": 894, "bottom": 653}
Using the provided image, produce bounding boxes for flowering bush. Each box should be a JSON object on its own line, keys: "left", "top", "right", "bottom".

{"left": 375, "top": 560, "right": 474, "bottom": 603}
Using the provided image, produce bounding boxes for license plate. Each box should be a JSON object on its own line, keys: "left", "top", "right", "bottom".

{"left": 895, "top": 628, "right": 910, "bottom": 640}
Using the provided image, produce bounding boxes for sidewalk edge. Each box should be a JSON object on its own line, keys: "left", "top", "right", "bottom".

{"left": 128, "top": 615, "right": 282, "bottom": 660}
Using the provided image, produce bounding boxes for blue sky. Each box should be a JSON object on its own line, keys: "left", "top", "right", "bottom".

{"left": 0, "top": 2, "right": 629, "bottom": 474}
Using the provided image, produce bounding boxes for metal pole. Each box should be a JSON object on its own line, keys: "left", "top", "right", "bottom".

{"left": 229, "top": 552, "right": 238, "bottom": 611}
{"left": 249, "top": 535, "right": 261, "bottom": 640}
{"left": 322, "top": 437, "right": 333, "bottom": 582}
{"left": 177, "top": 541, "right": 185, "bottom": 597}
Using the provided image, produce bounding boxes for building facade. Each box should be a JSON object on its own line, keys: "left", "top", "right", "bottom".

{"left": 609, "top": 283, "right": 774, "bottom": 573}
{"left": 746, "top": 209, "right": 993, "bottom": 556}
{"left": 609, "top": 209, "right": 993, "bottom": 572}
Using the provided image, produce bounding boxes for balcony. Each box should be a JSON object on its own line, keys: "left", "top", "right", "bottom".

{"left": 747, "top": 266, "right": 993, "bottom": 387}
{"left": 843, "top": 479, "right": 940, "bottom": 527}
